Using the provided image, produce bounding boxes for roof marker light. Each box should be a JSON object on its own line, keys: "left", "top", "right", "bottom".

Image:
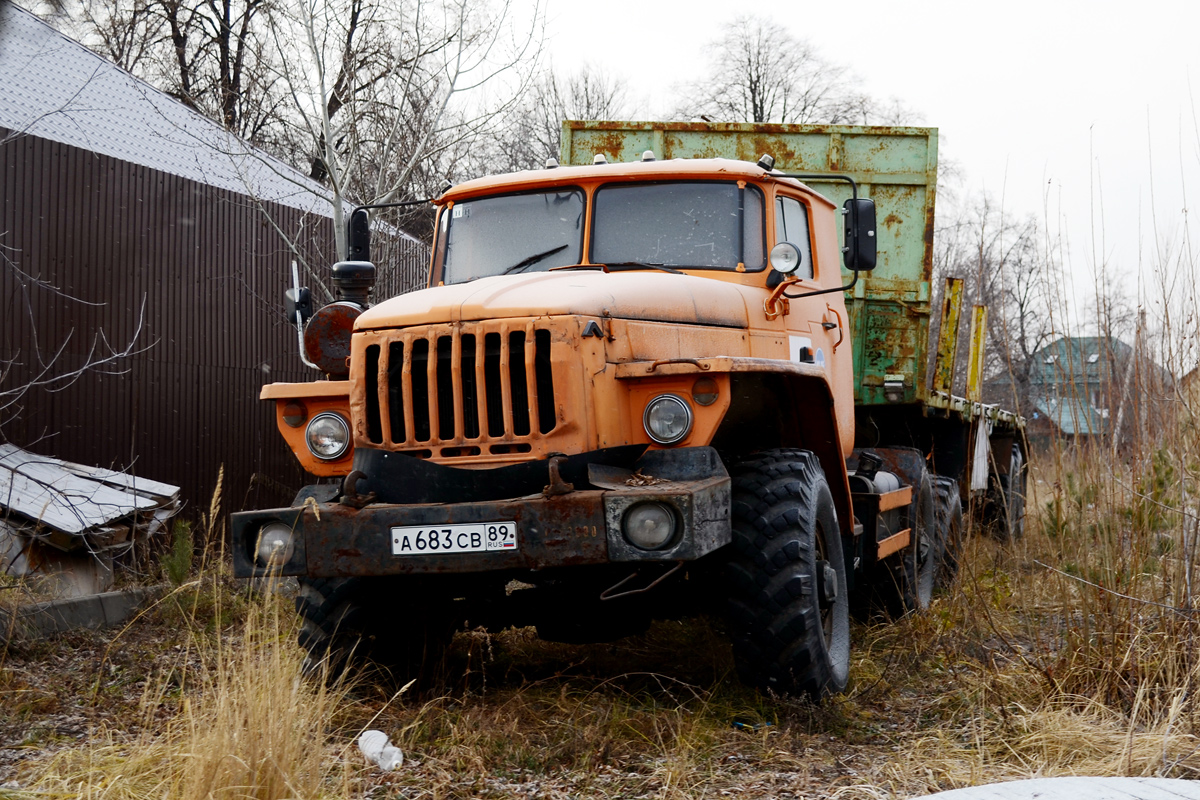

{"left": 593, "top": 154, "right": 608, "bottom": 165}
{"left": 641, "top": 150, "right": 656, "bottom": 162}
{"left": 545, "top": 157, "right": 559, "bottom": 169}
{"left": 757, "top": 154, "right": 775, "bottom": 171}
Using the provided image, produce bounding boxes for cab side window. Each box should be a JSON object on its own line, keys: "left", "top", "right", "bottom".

{"left": 775, "top": 196, "right": 814, "bottom": 280}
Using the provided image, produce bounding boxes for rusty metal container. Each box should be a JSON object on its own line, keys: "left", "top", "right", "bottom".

{"left": 560, "top": 121, "right": 938, "bottom": 409}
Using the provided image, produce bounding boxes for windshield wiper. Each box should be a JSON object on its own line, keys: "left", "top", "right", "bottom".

{"left": 503, "top": 244, "right": 569, "bottom": 274}
{"left": 602, "top": 261, "right": 685, "bottom": 275}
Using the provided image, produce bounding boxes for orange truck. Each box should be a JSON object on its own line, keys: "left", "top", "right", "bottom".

{"left": 231, "top": 121, "right": 1025, "bottom": 699}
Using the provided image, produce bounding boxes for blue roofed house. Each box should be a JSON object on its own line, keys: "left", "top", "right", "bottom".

{"left": 1018, "top": 337, "right": 1172, "bottom": 450}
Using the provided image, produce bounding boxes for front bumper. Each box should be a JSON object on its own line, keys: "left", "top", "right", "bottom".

{"left": 231, "top": 447, "right": 731, "bottom": 578}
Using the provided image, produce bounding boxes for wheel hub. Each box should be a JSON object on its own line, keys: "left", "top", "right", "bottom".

{"left": 817, "top": 560, "right": 838, "bottom": 608}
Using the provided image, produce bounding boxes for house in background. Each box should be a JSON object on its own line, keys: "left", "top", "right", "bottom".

{"left": 1013, "top": 337, "right": 1173, "bottom": 451}
{"left": 0, "top": 3, "right": 428, "bottom": 513}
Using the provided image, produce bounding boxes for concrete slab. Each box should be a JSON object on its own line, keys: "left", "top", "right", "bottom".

{"left": 2, "top": 586, "right": 164, "bottom": 640}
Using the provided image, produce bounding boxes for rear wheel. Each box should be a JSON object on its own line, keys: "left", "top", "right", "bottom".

{"left": 904, "top": 473, "right": 936, "bottom": 610}
{"left": 726, "top": 449, "right": 850, "bottom": 699}
{"left": 879, "top": 471, "right": 935, "bottom": 616}
{"left": 993, "top": 442, "right": 1027, "bottom": 542}
{"left": 932, "top": 476, "right": 964, "bottom": 589}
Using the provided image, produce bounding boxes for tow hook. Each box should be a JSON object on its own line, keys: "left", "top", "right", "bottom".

{"left": 542, "top": 455, "right": 575, "bottom": 496}
{"left": 340, "top": 470, "right": 376, "bottom": 508}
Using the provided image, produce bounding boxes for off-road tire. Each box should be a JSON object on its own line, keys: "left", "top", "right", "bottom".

{"left": 906, "top": 472, "right": 936, "bottom": 610}
{"left": 296, "top": 577, "right": 455, "bottom": 685}
{"left": 932, "top": 476, "right": 964, "bottom": 589}
{"left": 726, "top": 449, "right": 850, "bottom": 699}
{"left": 993, "top": 442, "right": 1027, "bottom": 543}
{"left": 296, "top": 577, "right": 366, "bottom": 678}
{"left": 879, "top": 471, "right": 935, "bottom": 617}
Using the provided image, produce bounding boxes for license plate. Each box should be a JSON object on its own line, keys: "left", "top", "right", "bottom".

{"left": 390, "top": 521, "right": 518, "bottom": 556}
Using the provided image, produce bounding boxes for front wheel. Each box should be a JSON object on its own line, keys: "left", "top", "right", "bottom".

{"left": 296, "top": 577, "right": 455, "bottom": 685}
{"left": 296, "top": 577, "right": 365, "bottom": 678}
{"left": 725, "top": 449, "right": 850, "bottom": 699}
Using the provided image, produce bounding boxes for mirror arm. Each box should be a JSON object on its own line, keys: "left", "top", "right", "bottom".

{"left": 764, "top": 276, "right": 800, "bottom": 320}
{"left": 773, "top": 173, "right": 859, "bottom": 201}
{"left": 781, "top": 269, "right": 858, "bottom": 300}
{"left": 768, "top": 172, "right": 871, "bottom": 297}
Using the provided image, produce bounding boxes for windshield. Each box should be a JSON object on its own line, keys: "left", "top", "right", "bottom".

{"left": 591, "top": 182, "right": 765, "bottom": 270}
{"left": 442, "top": 189, "right": 585, "bottom": 284}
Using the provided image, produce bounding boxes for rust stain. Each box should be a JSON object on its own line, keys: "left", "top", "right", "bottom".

{"left": 749, "top": 135, "right": 799, "bottom": 168}
{"left": 922, "top": 203, "right": 936, "bottom": 280}
{"left": 303, "top": 303, "right": 361, "bottom": 377}
{"left": 591, "top": 131, "right": 629, "bottom": 160}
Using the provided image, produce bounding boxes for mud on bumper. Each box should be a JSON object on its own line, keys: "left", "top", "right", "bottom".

{"left": 231, "top": 447, "right": 731, "bottom": 579}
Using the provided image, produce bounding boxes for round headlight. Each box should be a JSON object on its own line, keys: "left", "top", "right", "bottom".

{"left": 622, "top": 501, "right": 677, "bottom": 550}
{"left": 255, "top": 521, "right": 295, "bottom": 567}
{"left": 643, "top": 394, "right": 693, "bottom": 445}
{"left": 306, "top": 412, "right": 350, "bottom": 460}
{"left": 770, "top": 242, "right": 802, "bottom": 274}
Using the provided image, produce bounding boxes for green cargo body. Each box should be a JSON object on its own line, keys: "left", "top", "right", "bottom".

{"left": 561, "top": 121, "right": 937, "bottom": 408}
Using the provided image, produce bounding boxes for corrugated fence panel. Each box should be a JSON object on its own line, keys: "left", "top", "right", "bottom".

{"left": 1, "top": 128, "right": 431, "bottom": 516}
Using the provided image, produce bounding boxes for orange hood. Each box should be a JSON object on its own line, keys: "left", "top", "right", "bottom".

{"left": 355, "top": 270, "right": 754, "bottom": 330}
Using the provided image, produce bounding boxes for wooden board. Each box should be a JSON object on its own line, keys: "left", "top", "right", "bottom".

{"left": 0, "top": 444, "right": 179, "bottom": 535}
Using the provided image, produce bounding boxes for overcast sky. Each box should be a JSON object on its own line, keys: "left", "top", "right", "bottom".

{"left": 544, "top": 0, "right": 1200, "bottom": 327}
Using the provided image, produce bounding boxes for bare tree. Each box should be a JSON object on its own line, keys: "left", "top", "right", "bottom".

{"left": 485, "top": 62, "right": 633, "bottom": 173}
{"left": 38, "top": 0, "right": 288, "bottom": 146}
{"left": 265, "top": 0, "right": 543, "bottom": 259}
{"left": 69, "top": 0, "right": 159, "bottom": 72}
{"left": 674, "top": 15, "right": 910, "bottom": 125}
{"left": 933, "top": 195, "right": 1058, "bottom": 413}
{"left": 36, "top": 0, "right": 547, "bottom": 254}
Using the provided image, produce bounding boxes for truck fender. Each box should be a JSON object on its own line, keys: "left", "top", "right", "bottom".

{"left": 715, "top": 370, "right": 854, "bottom": 540}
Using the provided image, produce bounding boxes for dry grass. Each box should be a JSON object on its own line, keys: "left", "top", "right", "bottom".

{"left": 6, "top": 476, "right": 358, "bottom": 800}
{"left": 26, "top": 583, "right": 351, "bottom": 800}
{"left": 8, "top": 418, "right": 1200, "bottom": 798}
{"left": 7, "top": 494, "right": 1200, "bottom": 799}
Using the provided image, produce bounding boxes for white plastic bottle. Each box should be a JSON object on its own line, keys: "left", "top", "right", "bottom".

{"left": 358, "top": 729, "right": 404, "bottom": 771}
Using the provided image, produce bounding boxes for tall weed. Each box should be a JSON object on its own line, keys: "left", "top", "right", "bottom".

{"left": 30, "top": 481, "right": 353, "bottom": 800}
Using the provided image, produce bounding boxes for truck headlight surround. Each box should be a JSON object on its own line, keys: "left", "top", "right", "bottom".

{"left": 643, "top": 394, "right": 693, "bottom": 445}
{"left": 622, "top": 501, "right": 678, "bottom": 550}
{"left": 255, "top": 521, "right": 295, "bottom": 567}
{"left": 305, "top": 412, "right": 351, "bottom": 460}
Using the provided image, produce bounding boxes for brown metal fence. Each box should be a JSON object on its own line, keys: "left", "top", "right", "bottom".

{"left": 1, "top": 129, "right": 429, "bottom": 517}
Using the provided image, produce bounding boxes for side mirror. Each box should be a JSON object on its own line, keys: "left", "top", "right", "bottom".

{"left": 843, "top": 198, "right": 876, "bottom": 271}
{"left": 284, "top": 286, "right": 312, "bottom": 323}
{"left": 347, "top": 208, "right": 371, "bottom": 262}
